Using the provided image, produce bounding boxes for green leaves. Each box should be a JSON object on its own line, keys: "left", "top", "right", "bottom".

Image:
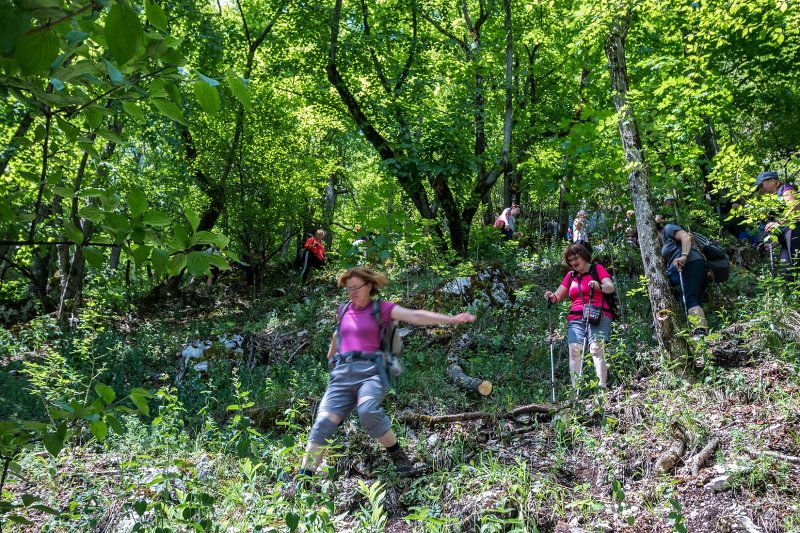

{"left": 186, "top": 251, "right": 210, "bottom": 275}
{"left": 82, "top": 246, "right": 106, "bottom": 268}
{"left": 105, "top": 0, "right": 144, "bottom": 65}
{"left": 226, "top": 71, "right": 250, "bottom": 110}
{"left": 95, "top": 383, "right": 116, "bottom": 405}
{"left": 122, "top": 101, "right": 145, "bottom": 121}
{"left": 151, "top": 97, "right": 187, "bottom": 126}
{"left": 127, "top": 187, "right": 148, "bottom": 216}
{"left": 43, "top": 424, "right": 67, "bottom": 458}
{"left": 129, "top": 388, "right": 152, "bottom": 416}
{"left": 193, "top": 79, "right": 220, "bottom": 115}
{"left": 144, "top": 0, "right": 168, "bottom": 32}
{"left": 0, "top": 8, "right": 30, "bottom": 56}
{"left": 142, "top": 210, "right": 171, "bottom": 227}
{"left": 15, "top": 29, "right": 59, "bottom": 75}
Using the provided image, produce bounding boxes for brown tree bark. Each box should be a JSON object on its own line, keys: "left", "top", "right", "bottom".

{"left": 605, "top": 9, "right": 686, "bottom": 358}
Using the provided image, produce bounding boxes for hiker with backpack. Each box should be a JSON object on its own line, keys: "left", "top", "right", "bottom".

{"left": 543, "top": 242, "right": 615, "bottom": 391}
{"left": 655, "top": 216, "right": 708, "bottom": 338}
{"left": 301, "top": 229, "right": 327, "bottom": 284}
{"left": 295, "top": 267, "right": 475, "bottom": 484}
{"left": 754, "top": 171, "right": 800, "bottom": 277}
{"left": 494, "top": 204, "right": 523, "bottom": 241}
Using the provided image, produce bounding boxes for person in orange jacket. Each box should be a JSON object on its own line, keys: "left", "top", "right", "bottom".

{"left": 301, "top": 229, "right": 326, "bottom": 284}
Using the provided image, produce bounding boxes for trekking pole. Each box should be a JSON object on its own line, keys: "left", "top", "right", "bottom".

{"left": 677, "top": 267, "right": 691, "bottom": 331}
{"left": 766, "top": 235, "right": 776, "bottom": 278}
{"left": 547, "top": 298, "right": 556, "bottom": 402}
{"left": 577, "top": 286, "right": 595, "bottom": 399}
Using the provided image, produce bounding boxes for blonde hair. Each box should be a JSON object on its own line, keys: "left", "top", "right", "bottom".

{"left": 338, "top": 267, "right": 389, "bottom": 296}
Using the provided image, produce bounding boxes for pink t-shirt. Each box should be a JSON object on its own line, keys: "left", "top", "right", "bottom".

{"left": 560, "top": 264, "right": 612, "bottom": 320}
{"left": 338, "top": 300, "right": 397, "bottom": 353}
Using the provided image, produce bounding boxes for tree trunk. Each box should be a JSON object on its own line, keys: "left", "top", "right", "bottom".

{"left": 605, "top": 9, "right": 686, "bottom": 358}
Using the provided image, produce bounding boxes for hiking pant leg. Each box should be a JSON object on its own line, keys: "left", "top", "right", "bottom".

{"left": 301, "top": 250, "right": 312, "bottom": 283}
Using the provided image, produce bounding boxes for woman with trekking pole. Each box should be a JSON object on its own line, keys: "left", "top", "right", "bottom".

{"left": 655, "top": 216, "right": 708, "bottom": 339}
{"left": 543, "top": 242, "right": 614, "bottom": 393}
{"left": 294, "top": 267, "right": 475, "bottom": 489}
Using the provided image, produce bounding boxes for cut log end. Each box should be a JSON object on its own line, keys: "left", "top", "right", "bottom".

{"left": 477, "top": 380, "right": 493, "bottom": 396}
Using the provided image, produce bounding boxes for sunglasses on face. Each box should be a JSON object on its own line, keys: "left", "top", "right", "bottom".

{"left": 345, "top": 282, "right": 369, "bottom": 292}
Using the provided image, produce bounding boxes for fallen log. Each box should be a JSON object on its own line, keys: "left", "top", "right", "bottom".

{"left": 448, "top": 363, "right": 493, "bottom": 396}
{"left": 655, "top": 422, "right": 687, "bottom": 474}
{"left": 446, "top": 332, "right": 493, "bottom": 396}
{"left": 689, "top": 437, "right": 719, "bottom": 477}
{"left": 399, "top": 402, "right": 559, "bottom": 426}
{"left": 745, "top": 448, "right": 800, "bottom": 465}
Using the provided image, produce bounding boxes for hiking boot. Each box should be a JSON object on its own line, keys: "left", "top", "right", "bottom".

{"left": 388, "top": 447, "right": 429, "bottom": 477}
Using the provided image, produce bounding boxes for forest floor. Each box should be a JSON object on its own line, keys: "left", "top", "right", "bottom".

{"left": 3, "top": 262, "right": 800, "bottom": 532}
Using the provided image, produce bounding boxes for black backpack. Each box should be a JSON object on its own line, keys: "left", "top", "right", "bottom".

{"left": 570, "top": 263, "right": 622, "bottom": 321}
{"left": 693, "top": 233, "right": 730, "bottom": 283}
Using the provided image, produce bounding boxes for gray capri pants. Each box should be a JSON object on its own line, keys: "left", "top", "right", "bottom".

{"left": 310, "top": 359, "right": 391, "bottom": 444}
{"left": 567, "top": 315, "right": 612, "bottom": 344}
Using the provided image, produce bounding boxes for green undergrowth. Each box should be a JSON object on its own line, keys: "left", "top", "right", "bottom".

{"left": 3, "top": 249, "right": 800, "bottom": 531}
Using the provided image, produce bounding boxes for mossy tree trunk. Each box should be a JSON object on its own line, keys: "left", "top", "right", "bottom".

{"left": 605, "top": 8, "right": 687, "bottom": 359}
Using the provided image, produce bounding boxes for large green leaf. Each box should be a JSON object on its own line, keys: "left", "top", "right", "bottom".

{"left": 84, "top": 108, "right": 103, "bottom": 130}
{"left": 186, "top": 251, "right": 210, "bottom": 275}
{"left": 144, "top": 0, "right": 168, "bottom": 32}
{"left": 105, "top": 0, "right": 143, "bottom": 65}
{"left": 63, "top": 220, "right": 85, "bottom": 245}
{"left": 55, "top": 116, "right": 79, "bottom": 141}
{"left": 226, "top": 72, "right": 251, "bottom": 110}
{"left": 78, "top": 205, "right": 104, "bottom": 223}
{"left": 0, "top": 9, "right": 30, "bottom": 56}
{"left": 94, "top": 383, "right": 116, "bottom": 404}
{"left": 43, "top": 431, "right": 64, "bottom": 458}
{"left": 89, "top": 420, "right": 108, "bottom": 442}
{"left": 143, "top": 210, "right": 171, "bottom": 227}
{"left": 208, "top": 252, "right": 230, "bottom": 271}
{"left": 127, "top": 187, "right": 148, "bottom": 216}
{"left": 132, "top": 245, "right": 151, "bottom": 265}
{"left": 173, "top": 225, "right": 190, "bottom": 248}
{"left": 122, "top": 101, "right": 144, "bottom": 121}
{"left": 190, "top": 231, "right": 217, "bottom": 246}
{"left": 82, "top": 246, "right": 106, "bottom": 268}
{"left": 104, "top": 59, "right": 125, "bottom": 85}
{"left": 15, "top": 29, "right": 59, "bottom": 75}
{"left": 151, "top": 97, "right": 187, "bottom": 126}
{"left": 151, "top": 248, "right": 169, "bottom": 276}
{"left": 184, "top": 208, "right": 199, "bottom": 232}
{"left": 52, "top": 185, "right": 75, "bottom": 198}
{"left": 167, "top": 253, "right": 187, "bottom": 276}
{"left": 193, "top": 80, "right": 219, "bottom": 115}
{"left": 104, "top": 213, "right": 130, "bottom": 236}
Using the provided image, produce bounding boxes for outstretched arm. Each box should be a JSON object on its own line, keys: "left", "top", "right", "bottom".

{"left": 391, "top": 305, "right": 476, "bottom": 326}
{"left": 544, "top": 285, "right": 568, "bottom": 304}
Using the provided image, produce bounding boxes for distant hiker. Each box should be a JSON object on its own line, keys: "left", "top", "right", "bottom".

{"left": 494, "top": 203, "right": 523, "bottom": 241}
{"left": 754, "top": 170, "right": 800, "bottom": 276}
{"left": 656, "top": 216, "right": 708, "bottom": 338}
{"left": 543, "top": 243, "right": 614, "bottom": 390}
{"left": 295, "top": 267, "right": 475, "bottom": 485}
{"left": 301, "top": 229, "right": 326, "bottom": 284}
{"left": 572, "top": 210, "right": 589, "bottom": 243}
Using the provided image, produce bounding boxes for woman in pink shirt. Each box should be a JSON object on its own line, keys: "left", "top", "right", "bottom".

{"left": 543, "top": 243, "right": 615, "bottom": 391}
{"left": 296, "top": 267, "right": 475, "bottom": 484}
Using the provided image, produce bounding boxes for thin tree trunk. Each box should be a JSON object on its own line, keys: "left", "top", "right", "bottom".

{"left": 605, "top": 9, "right": 685, "bottom": 358}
